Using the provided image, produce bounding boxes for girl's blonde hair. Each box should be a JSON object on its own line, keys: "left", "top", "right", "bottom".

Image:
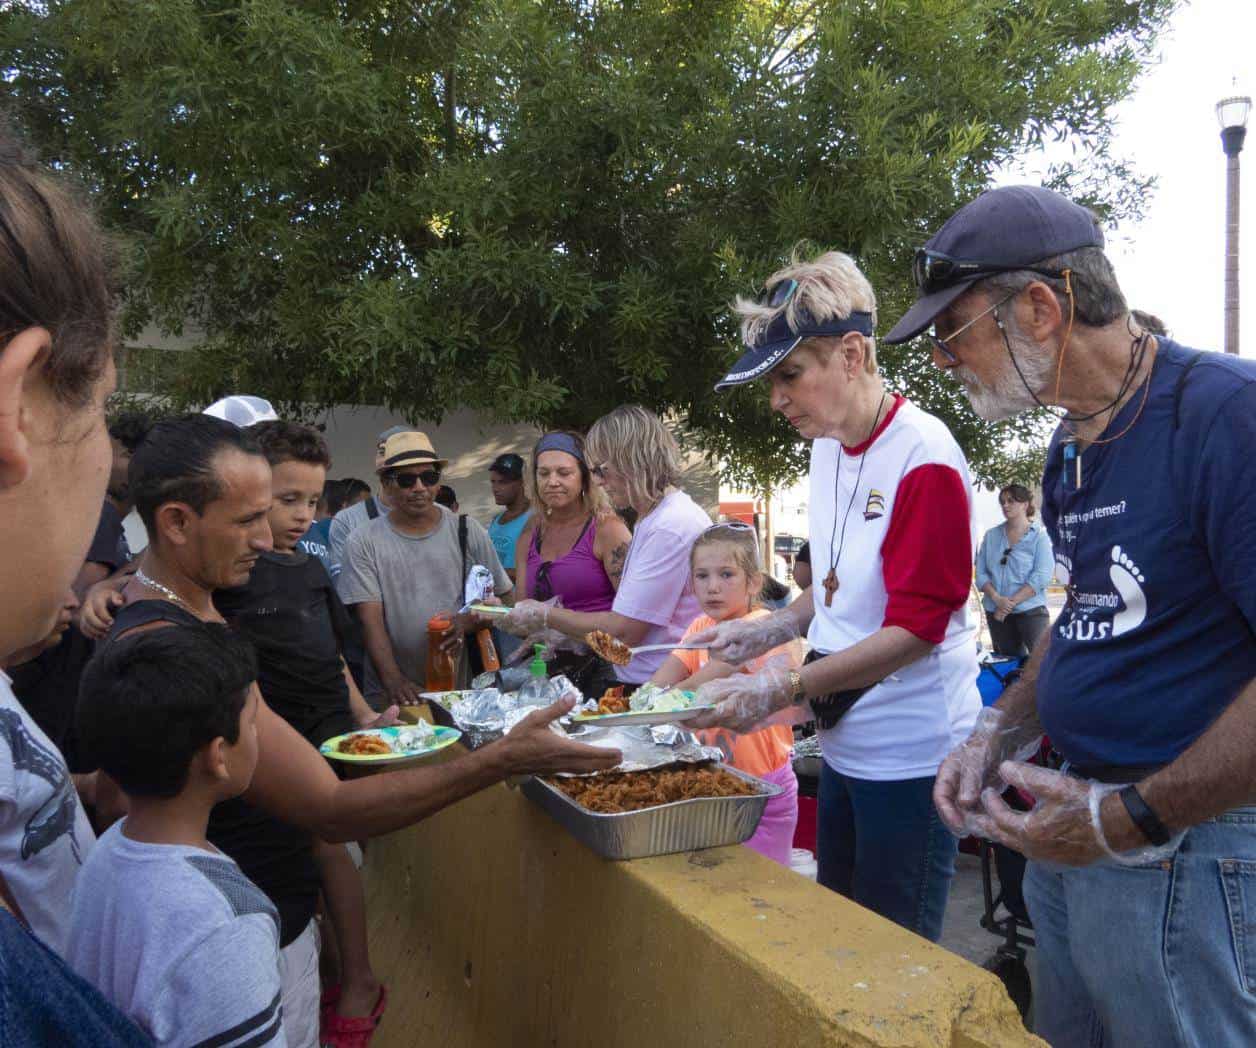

{"left": 731, "top": 248, "right": 879, "bottom": 375}
{"left": 585, "top": 404, "right": 682, "bottom": 510}
{"left": 689, "top": 524, "right": 763, "bottom": 607}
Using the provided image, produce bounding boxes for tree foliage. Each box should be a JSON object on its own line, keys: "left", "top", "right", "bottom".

{"left": 2, "top": 0, "right": 1174, "bottom": 487}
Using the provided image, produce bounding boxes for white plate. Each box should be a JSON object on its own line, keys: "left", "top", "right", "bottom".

{"left": 570, "top": 705, "right": 715, "bottom": 728}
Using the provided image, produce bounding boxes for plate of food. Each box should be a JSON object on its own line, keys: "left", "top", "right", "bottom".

{"left": 320, "top": 723, "right": 462, "bottom": 765}
{"left": 571, "top": 684, "right": 714, "bottom": 727}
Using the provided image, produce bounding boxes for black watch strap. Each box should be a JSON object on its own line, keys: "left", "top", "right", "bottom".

{"left": 1118, "top": 785, "right": 1172, "bottom": 847}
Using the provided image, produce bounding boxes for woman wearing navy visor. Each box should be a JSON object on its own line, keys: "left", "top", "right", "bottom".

{"left": 689, "top": 250, "right": 981, "bottom": 941}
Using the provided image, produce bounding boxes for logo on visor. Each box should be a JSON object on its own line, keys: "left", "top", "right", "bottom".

{"left": 863, "top": 489, "right": 885, "bottom": 521}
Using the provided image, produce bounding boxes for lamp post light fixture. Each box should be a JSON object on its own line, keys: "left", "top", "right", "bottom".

{"left": 1217, "top": 93, "right": 1251, "bottom": 355}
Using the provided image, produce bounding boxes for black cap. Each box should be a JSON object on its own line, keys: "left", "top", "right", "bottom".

{"left": 489, "top": 453, "right": 524, "bottom": 479}
{"left": 884, "top": 185, "right": 1104, "bottom": 344}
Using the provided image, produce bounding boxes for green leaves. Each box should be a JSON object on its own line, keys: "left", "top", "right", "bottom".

{"left": 2, "top": 0, "right": 1175, "bottom": 485}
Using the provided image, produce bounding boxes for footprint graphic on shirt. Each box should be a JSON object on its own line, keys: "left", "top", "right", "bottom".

{"left": 1109, "top": 545, "right": 1147, "bottom": 637}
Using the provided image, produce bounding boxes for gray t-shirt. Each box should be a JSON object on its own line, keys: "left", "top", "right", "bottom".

{"left": 0, "top": 671, "right": 95, "bottom": 956}
{"left": 67, "top": 822, "right": 286, "bottom": 1047}
{"left": 337, "top": 507, "right": 511, "bottom": 697}
{"left": 327, "top": 495, "right": 386, "bottom": 577}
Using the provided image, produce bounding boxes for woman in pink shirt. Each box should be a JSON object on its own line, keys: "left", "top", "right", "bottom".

{"left": 503, "top": 406, "right": 711, "bottom": 686}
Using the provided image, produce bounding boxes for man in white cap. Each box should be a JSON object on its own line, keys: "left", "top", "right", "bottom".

{"left": 338, "top": 432, "right": 512, "bottom": 707}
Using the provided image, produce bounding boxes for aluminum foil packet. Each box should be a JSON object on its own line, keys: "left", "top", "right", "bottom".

{"left": 548, "top": 724, "right": 722, "bottom": 776}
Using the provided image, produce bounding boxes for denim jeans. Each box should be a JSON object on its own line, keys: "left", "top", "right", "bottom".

{"left": 815, "top": 763, "right": 957, "bottom": 941}
{"left": 1024, "top": 807, "right": 1256, "bottom": 1047}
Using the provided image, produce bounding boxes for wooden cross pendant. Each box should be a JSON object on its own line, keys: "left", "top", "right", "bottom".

{"left": 822, "top": 568, "right": 839, "bottom": 608}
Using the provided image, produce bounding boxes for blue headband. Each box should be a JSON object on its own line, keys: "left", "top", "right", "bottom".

{"left": 535, "top": 432, "right": 584, "bottom": 463}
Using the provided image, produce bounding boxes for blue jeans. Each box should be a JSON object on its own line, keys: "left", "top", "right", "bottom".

{"left": 815, "top": 763, "right": 957, "bottom": 941}
{"left": 1024, "top": 807, "right": 1256, "bottom": 1047}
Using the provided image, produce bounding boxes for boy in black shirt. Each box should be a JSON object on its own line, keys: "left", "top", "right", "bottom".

{"left": 216, "top": 421, "right": 390, "bottom": 1041}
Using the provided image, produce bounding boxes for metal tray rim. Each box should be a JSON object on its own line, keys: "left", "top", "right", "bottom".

{"left": 527, "top": 763, "right": 782, "bottom": 817}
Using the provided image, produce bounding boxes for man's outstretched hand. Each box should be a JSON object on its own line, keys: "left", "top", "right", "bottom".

{"left": 498, "top": 698, "right": 622, "bottom": 776}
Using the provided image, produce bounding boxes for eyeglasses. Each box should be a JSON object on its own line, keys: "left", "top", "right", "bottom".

{"left": 389, "top": 469, "right": 441, "bottom": 490}
{"left": 533, "top": 560, "right": 554, "bottom": 602}
{"left": 912, "top": 249, "right": 1065, "bottom": 297}
{"left": 590, "top": 462, "right": 611, "bottom": 481}
{"left": 928, "top": 290, "right": 1019, "bottom": 365}
{"left": 1000, "top": 547, "right": 1011, "bottom": 566}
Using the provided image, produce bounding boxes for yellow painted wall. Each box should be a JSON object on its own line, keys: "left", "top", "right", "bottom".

{"left": 362, "top": 772, "right": 1044, "bottom": 1048}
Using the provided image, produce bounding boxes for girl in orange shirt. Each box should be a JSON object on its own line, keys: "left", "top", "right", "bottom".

{"left": 648, "top": 523, "right": 802, "bottom": 865}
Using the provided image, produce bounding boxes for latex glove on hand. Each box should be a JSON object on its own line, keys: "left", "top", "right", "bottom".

{"left": 686, "top": 610, "right": 799, "bottom": 667}
{"left": 932, "top": 707, "right": 1043, "bottom": 837}
{"left": 499, "top": 598, "right": 553, "bottom": 638}
{"left": 688, "top": 663, "right": 794, "bottom": 733}
{"left": 966, "top": 762, "right": 1185, "bottom": 868}
{"left": 503, "top": 628, "right": 588, "bottom": 666}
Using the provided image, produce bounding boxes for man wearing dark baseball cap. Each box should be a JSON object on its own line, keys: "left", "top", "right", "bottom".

{"left": 486, "top": 453, "right": 531, "bottom": 584}
{"left": 907, "top": 185, "right": 1256, "bottom": 1044}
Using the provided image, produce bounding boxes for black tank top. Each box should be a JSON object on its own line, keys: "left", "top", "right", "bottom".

{"left": 105, "top": 599, "right": 319, "bottom": 946}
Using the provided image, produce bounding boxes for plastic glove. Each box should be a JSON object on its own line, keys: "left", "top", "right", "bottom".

{"left": 688, "top": 663, "right": 793, "bottom": 733}
{"left": 686, "top": 610, "right": 800, "bottom": 667}
{"left": 967, "top": 761, "right": 1184, "bottom": 868}
{"left": 932, "top": 707, "right": 1042, "bottom": 837}
{"left": 499, "top": 598, "right": 553, "bottom": 638}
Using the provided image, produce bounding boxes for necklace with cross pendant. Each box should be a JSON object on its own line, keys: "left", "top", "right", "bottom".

{"left": 822, "top": 568, "right": 839, "bottom": 608}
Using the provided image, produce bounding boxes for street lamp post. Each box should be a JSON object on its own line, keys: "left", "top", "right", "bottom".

{"left": 1217, "top": 93, "right": 1251, "bottom": 355}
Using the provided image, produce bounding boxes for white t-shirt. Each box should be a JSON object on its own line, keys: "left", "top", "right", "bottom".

{"left": 611, "top": 490, "right": 711, "bottom": 682}
{"left": 807, "top": 397, "right": 980, "bottom": 780}
{"left": 0, "top": 671, "right": 95, "bottom": 955}
{"left": 68, "top": 822, "right": 286, "bottom": 1047}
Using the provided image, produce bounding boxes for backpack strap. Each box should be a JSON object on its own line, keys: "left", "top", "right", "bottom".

{"left": 458, "top": 513, "right": 468, "bottom": 582}
{"left": 365, "top": 496, "right": 380, "bottom": 521}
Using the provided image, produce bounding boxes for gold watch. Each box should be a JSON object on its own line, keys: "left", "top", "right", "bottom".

{"left": 787, "top": 669, "right": 806, "bottom": 705}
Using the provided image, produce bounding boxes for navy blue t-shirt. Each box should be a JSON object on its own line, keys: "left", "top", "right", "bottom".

{"left": 1038, "top": 340, "right": 1256, "bottom": 768}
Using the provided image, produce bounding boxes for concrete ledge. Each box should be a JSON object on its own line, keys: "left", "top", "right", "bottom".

{"left": 363, "top": 767, "right": 1043, "bottom": 1047}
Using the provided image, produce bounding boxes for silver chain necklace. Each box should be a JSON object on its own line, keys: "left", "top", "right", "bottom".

{"left": 134, "top": 569, "right": 189, "bottom": 608}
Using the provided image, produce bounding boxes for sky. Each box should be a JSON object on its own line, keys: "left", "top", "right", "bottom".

{"left": 1001, "top": 0, "right": 1256, "bottom": 359}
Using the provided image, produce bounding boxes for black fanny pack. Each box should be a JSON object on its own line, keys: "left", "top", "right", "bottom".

{"left": 804, "top": 649, "right": 877, "bottom": 730}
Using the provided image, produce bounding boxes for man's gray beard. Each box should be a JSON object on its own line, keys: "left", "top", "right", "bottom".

{"left": 955, "top": 333, "right": 1055, "bottom": 421}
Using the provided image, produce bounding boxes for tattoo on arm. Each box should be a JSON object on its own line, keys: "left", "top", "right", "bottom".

{"left": 606, "top": 542, "right": 630, "bottom": 585}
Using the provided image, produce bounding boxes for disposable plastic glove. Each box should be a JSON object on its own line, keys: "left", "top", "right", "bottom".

{"left": 688, "top": 663, "right": 794, "bottom": 733}
{"left": 686, "top": 610, "right": 800, "bottom": 666}
{"left": 932, "top": 707, "right": 1042, "bottom": 837}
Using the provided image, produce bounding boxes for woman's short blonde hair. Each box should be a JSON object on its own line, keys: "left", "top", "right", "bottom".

{"left": 732, "top": 249, "right": 879, "bottom": 374}
{"left": 585, "top": 404, "right": 682, "bottom": 510}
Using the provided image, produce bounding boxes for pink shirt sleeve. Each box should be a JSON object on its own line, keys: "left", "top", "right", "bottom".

{"left": 613, "top": 524, "right": 695, "bottom": 627}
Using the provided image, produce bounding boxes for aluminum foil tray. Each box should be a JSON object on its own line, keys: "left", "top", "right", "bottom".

{"left": 520, "top": 765, "right": 781, "bottom": 861}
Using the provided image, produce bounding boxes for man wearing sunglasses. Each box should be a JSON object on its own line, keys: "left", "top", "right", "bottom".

{"left": 338, "top": 432, "right": 512, "bottom": 708}
{"left": 886, "top": 184, "right": 1256, "bottom": 1046}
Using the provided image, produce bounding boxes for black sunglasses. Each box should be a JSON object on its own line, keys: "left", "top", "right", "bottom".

{"left": 912, "top": 249, "right": 1066, "bottom": 296}
{"left": 390, "top": 469, "right": 441, "bottom": 489}
{"left": 760, "top": 278, "right": 798, "bottom": 309}
{"left": 533, "top": 560, "right": 554, "bottom": 602}
{"left": 1000, "top": 547, "right": 1011, "bottom": 566}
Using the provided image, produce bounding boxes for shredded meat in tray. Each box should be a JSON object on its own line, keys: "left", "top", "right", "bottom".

{"left": 546, "top": 764, "right": 757, "bottom": 814}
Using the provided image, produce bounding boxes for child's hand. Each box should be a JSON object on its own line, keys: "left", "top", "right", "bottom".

{"left": 358, "top": 704, "right": 401, "bottom": 729}
{"left": 688, "top": 611, "right": 800, "bottom": 666}
{"left": 79, "top": 580, "right": 125, "bottom": 640}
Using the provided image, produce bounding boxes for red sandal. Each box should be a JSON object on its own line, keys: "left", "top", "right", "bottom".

{"left": 319, "top": 984, "right": 388, "bottom": 1048}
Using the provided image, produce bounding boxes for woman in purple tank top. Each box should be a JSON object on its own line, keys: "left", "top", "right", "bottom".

{"left": 515, "top": 431, "right": 631, "bottom": 612}
{"left": 513, "top": 432, "right": 631, "bottom": 690}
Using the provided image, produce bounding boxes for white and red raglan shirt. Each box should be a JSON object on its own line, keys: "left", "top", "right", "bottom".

{"left": 807, "top": 395, "right": 980, "bottom": 781}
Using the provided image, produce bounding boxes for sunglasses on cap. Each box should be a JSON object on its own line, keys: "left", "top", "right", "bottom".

{"left": 388, "top": 469, "right": 442, "bottom": 489}
{"left": 761, "top": 278, "right": 798, "bottom": 309}
{"left": 703, "top": 521, "right": 755, "bottom": 534}
{"left": 912, "top": 249, "right": 1066, "bottom": 296}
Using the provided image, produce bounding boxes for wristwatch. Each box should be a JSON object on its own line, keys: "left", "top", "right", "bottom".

{"left": 1118, "top": 785, "right": 1172, "bottom": 846}
{"left": 787, "top": 669, "right": 807, "bottom": 705}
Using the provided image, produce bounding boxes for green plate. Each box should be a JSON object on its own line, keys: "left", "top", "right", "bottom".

{"left": 572, "top": 690, "right": 709, "bottom": 727}
{"left": 320, "top": 725, "right": 462, "bottom": 764}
